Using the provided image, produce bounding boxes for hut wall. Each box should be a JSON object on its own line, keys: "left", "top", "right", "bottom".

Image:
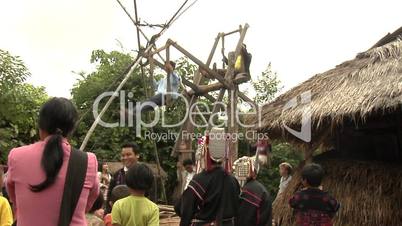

{"left": 338, "top": 112, "right": 402, "bottom": 163}
{"left": 273, "top": 157, "right": 402, "bottom": 226}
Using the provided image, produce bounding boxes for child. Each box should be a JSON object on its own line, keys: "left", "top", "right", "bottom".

{"left": 86, "top": 193, "right": 105, "bottom": 226}
{"left": 104, "top": 185, "right": 130, "bottom": 226}
{"left": 0, "top": 165, "right": 13, "bottom": 226}
{"left": 289, "top": 163, "right": 340, "bottom": 226}
{"left": 111, "top": 164, "right": 159, "bottom": 226}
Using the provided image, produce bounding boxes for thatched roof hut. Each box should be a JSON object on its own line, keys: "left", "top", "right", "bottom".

{"left": 248, "top": 27, "right": 402, "bottom": 226}
{"left": 248, "top": 27, "right": 402, "bottom": 152}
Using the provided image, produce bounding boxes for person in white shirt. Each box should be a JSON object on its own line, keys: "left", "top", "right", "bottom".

{"left": 277, "top": 162, "right": 293, "bottom": 196}
{"left": 182, "top": 159, "right": 195, "bottom": 191}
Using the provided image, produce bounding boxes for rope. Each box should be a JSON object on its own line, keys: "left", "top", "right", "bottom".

{"left": 162, "top": 0, "right": 190, "bottom": 32}
{"left": 170, "top": 0, "right": 199, "bottom": 26}
{"left": 135, "top": 21, "right": 167, "bottom": 29}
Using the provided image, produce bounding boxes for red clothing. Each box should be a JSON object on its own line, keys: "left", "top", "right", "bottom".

{"left": 289, "top": 188, "right": 339, "bottom": 226}
{"left": 6, "top": 138, "right": 99, "bottom": 226}
{"left": 104, "top": 213, "right": 112, "bottom": 226}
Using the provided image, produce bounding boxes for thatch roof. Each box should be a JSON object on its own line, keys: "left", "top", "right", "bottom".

{"left": 247, "top": 27, "right": 402, "bottom": 146}
{"left": 273, "top": 154, "right": 402, "bottom": 226}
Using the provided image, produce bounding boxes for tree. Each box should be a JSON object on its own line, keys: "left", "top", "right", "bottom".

{"left": 0, "top": 50, "right": 48, "bottom": 162}
{"left": 252, "top": 62, "right": 282, "bottom": 104}
{"left": 71, "top": 50, "right": 198, "bottom": 202}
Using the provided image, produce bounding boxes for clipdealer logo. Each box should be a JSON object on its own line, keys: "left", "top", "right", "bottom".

{"left": 281, "top": 90, "right": 311, "bottom": 142}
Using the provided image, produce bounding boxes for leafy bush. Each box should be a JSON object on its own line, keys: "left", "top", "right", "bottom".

{"left": 258, "top": 142, "right": 302, "bottom": 197}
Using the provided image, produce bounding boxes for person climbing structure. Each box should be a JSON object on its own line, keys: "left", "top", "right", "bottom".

{"left": 126, "top": 60, "right": 182, "bottom": 116}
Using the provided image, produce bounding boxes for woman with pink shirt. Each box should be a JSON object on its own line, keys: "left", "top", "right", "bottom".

{"left": 6, "top": 97, "right": 99, "bottom": 226}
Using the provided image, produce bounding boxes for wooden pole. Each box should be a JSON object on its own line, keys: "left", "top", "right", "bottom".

{"left": 228, "top": 87, "right": 239, "bottom": 161}
{"left": 166, "top": 46, "right": 172, "bottom": 106}
{"left": 187, "top": 74, "right": 250, "bottom": 95}
{"left": 80, "top": 44, "right": 153, "bottom": 151}
{"left": 171, "top": 33, "right": 221, "bottom": 200}
{"left": 172, "top": 33, "right": 221, "bottom": 156}
{"left": 206, "top": 53, "right": 236, "bottom": 131}
{"left": 167, "top": 40, "right": 231, "bottom": 89}
{"left": 223, "top": 28, "right": 241, "bottom": 37}
{"left": 148, "top": 56, "right": 155, "bottom": 96}
{"left": 149, "top": 44, "right": 169, "bottom": 56}
{"left": 221, "top": 33, "right": 226, "bottom": 69}
{"left": 80, "top": 1, "right": 179, "bottom": 151}
{"left": 206, "top": 23, "right": 250, "bottom": 130}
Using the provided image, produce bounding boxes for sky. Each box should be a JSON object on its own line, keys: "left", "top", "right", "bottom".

{"left": 1, "top": 0, "right": 402, "bottom": 98}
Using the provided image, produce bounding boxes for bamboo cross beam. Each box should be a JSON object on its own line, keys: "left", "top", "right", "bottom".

{"left": 206, "top": 53, "right": 237, "bottom": 131}
{"left": 167, "top": 39, "right": 231, "bottom": 89}
{"left": 166, "top": 46, "right": 172, "bottom": 105}
{"left": 172, "top": 33, "right": 222, "bottom": 156}
{"left": 222, "top": 28, "right": 241, "bottom": 37}
{"left": 239, "top": 92, "right": 257, "bottom": 108}
{"left": 195, "top": 33, "right": 221, "bottom": 84}
{"left": 205, "top": 23, "right": 249, "bottom": 130}
{"left": 181, "top": 79, "right": 216, "bottom": 102}
{"left": 207, "top": 88, "right": 227, "bottom": 131}
{"left": 149, "top": 43, "right": 170, "bottom": 57}
{"left": 188, "top": 74, "right": 250, "bottom": 96}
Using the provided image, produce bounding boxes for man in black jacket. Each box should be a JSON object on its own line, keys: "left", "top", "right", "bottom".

{"left": 233, "top": 143, "right": 272, "bottom": 226}
{"left": 106, "top": 143, "right": 140, "bottom": 213}
{"left": 175, "top": 128, "right": 241, "bottom": 226}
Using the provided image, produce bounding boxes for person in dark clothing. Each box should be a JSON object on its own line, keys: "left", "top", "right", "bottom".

{"left": 175, "top": 128, "right": 241, "bottom": 226}
{"left": 106, "top": 143, "right": 140, "bottom": 213}
{"left": 175, "top": 163, "right": 240, "bottom": 226}
{"left": 289, "top": 163, "right": 340, "bottom": 226}
{"left": 233, "top": 143, "right": 272, "bottom": 226}
{"left": 237, "top": 179, "right": 272, "bottom": 226}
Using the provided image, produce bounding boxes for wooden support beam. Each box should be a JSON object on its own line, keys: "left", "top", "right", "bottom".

{"left": 223, "top": 28, "right": 241, "bottom": 37}
{"left": 167, "top": 40, "right": 231, "bottom": 89}
{"left": 221, "top": 33, "right": 226, "bottom": 69}
{"left": 80, "top": 44, "right": 154, "bottom": 151}
{"left": 148, "top": 56, "right": 155, "bottom": 96}
{"left": 181, "top": 79, "right": 215, "bottom": 102}
{"left": 207, "top": 89, "right": 227, "bottom": 131}
{"left": 166, "top": 46, "right": 172, "bottom": 105}
{"left": 227, "top": 87, "right": 239, "bottom": 161}
{"left": 238, "top": 92, "right": 257, "bottom": 108}
{"left": 188, "top": 74, "right": 250, "bottom": 95}
{"left": 205, "top": 23, "right": 249, "bottom": 130}
{"left": 206, "top": 52, "right": 237, "bottom": 131}
{"left": 172, "top": 34, "right": 222, "bottom": 157}
{"left": 149, "top": 43, "right": 170, "bottom": 56}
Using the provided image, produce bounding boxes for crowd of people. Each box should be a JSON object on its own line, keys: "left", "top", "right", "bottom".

{"left": 0, "top": 97, "right": 340, "bottom": 226}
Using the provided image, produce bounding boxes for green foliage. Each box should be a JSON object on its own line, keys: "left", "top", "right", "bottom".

{"left": 252, "top": 62, "right": 282, "bottom": 104}
{"left": 71, "top": 50, "right": 196, "bottom": 201}
{"left": 0, "top": 50, "right": 48, "bottom": 163}
{"left": 258, "top": 142, "right": 302, "bottom": 197}
{"left": 0, "top": 46, "right": 297, "bottom": 204}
